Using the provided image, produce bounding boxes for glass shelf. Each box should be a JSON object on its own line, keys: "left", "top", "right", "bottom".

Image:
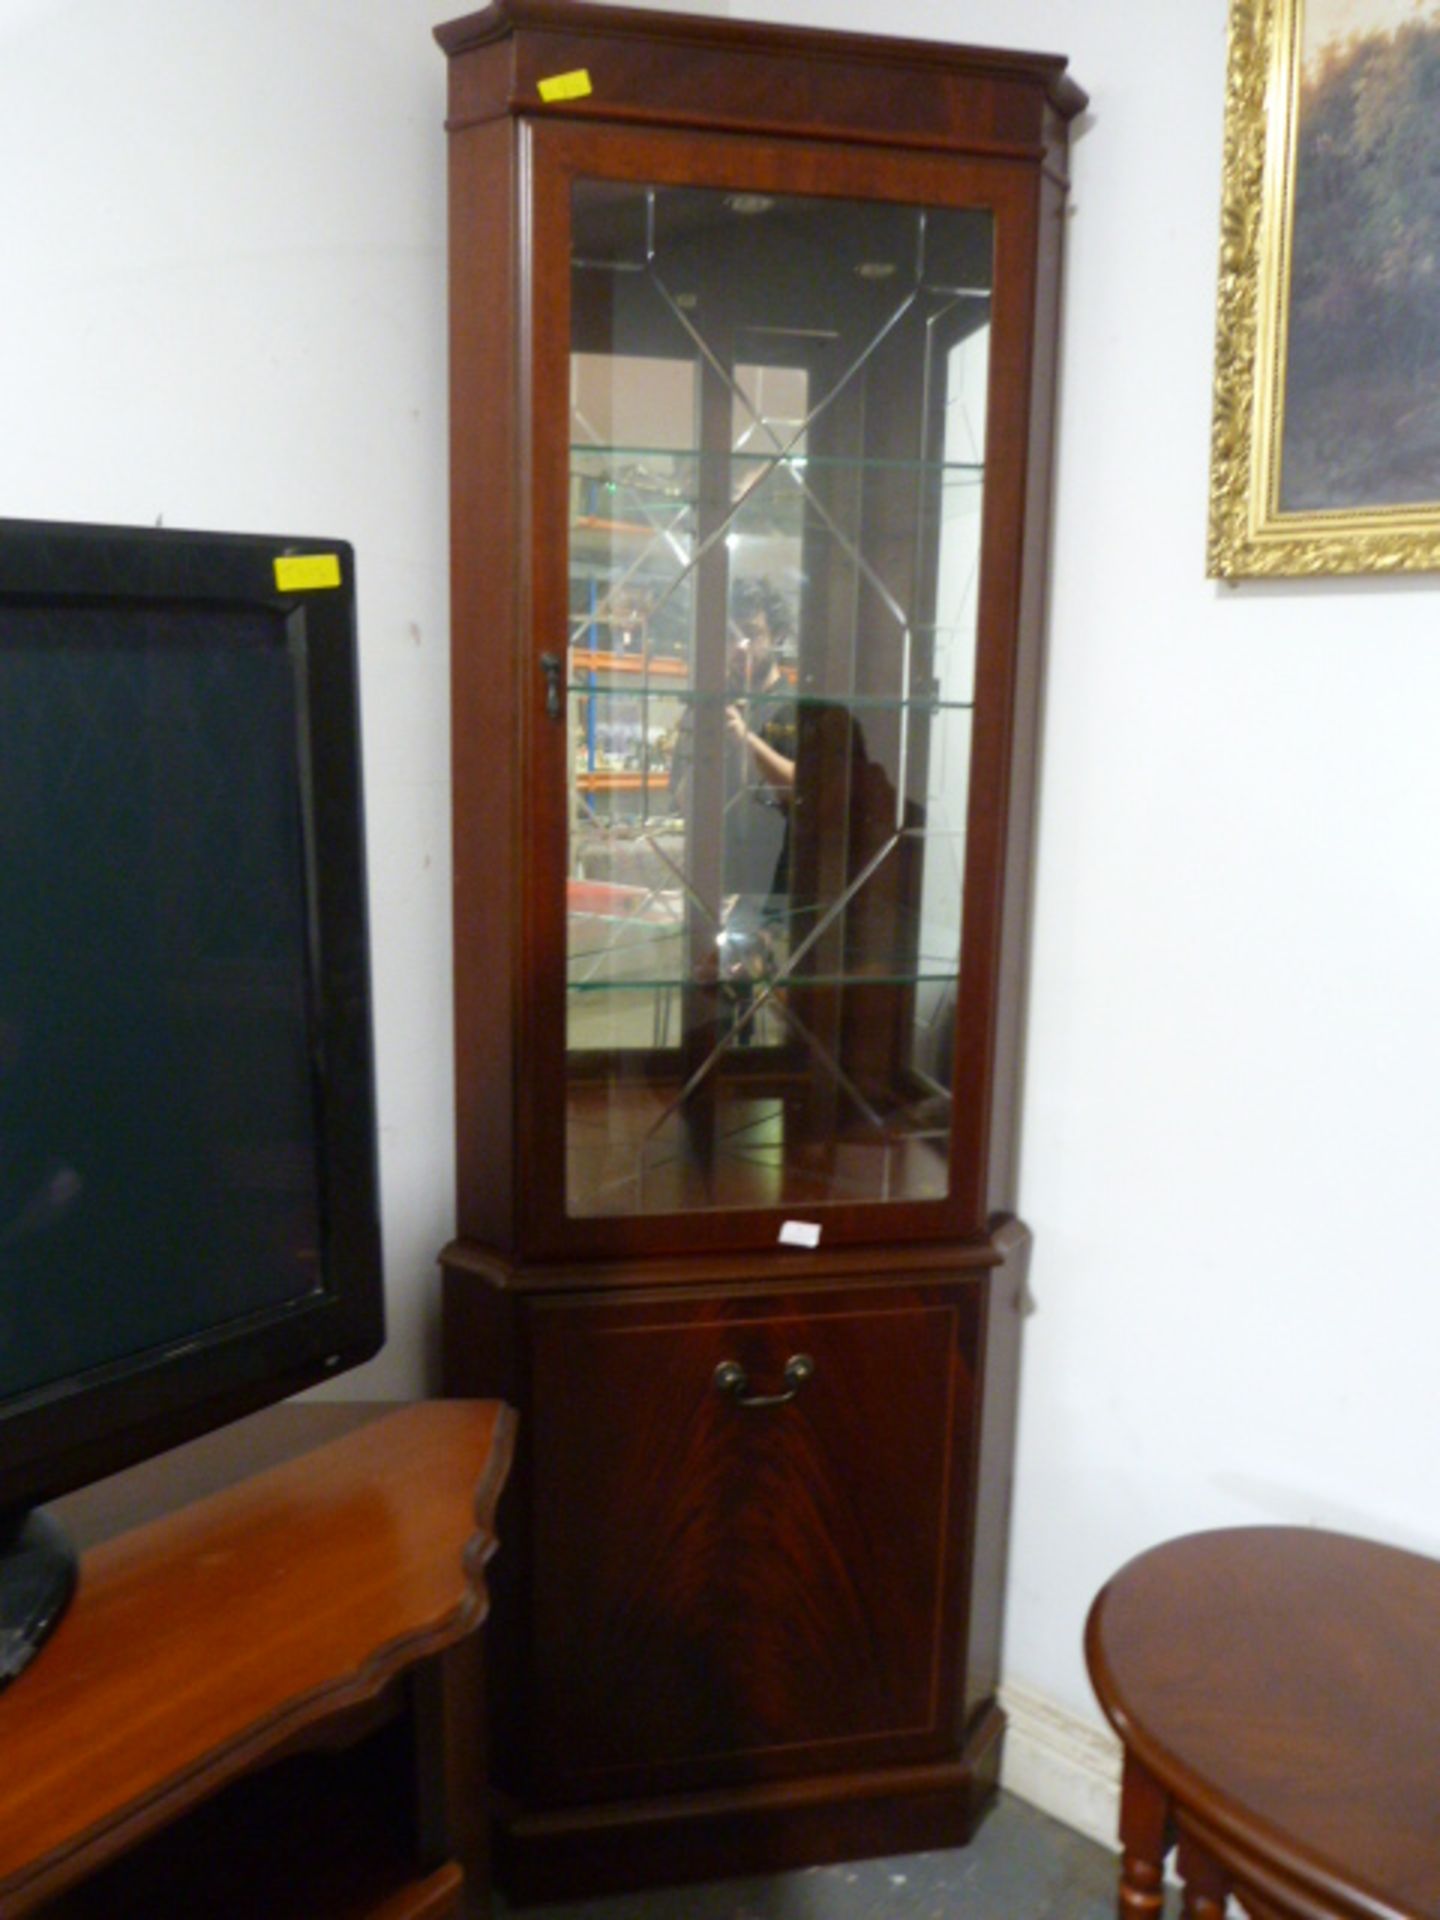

{"left": 570, "top": 452, "right": 984, "bottom": 557}
{"left": 569, "top": 683, "right": 972, "bottom": 713}
{"left": 572, "top": 442, "right": 985, "bottom": 477}
{"left": 568, "top": 970, "right": 960, "bottom": 993}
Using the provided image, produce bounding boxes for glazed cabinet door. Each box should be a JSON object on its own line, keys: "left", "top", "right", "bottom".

{"left": 516, "top": 1279, "right": 981, "bottom": 1803}
{"left": 514, "top": 121, "right": 1046, "bottom": 1262}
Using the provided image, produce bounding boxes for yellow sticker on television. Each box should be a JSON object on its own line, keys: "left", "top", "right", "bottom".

{"left": 274, "top": 553, "right": 342, "bottom": 592}
{"left": 538, "top": 68, "right": 592, "bottom": 103}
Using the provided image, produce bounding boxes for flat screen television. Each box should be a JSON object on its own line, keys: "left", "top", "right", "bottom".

{"left": 0, "top": 517, "right": 384, "bottom": 1686}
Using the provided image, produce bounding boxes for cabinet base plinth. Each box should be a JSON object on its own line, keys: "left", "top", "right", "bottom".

{"left": 494, "top": 1708, "right": 1004, "bottom": 1905}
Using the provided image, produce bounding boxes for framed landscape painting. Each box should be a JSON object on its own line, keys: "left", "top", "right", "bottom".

{"left": 1209, "top": 0, "right": 1440, "bottom": 576}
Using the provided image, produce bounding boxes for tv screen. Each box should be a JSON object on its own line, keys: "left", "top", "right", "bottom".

{"left": 0, "top": 518, "right": 383, "bottom": 1683}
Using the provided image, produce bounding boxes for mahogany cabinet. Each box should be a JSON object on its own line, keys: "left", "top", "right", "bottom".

{"left": 435, "top": 0, "right": 1081, "bottom": 1897}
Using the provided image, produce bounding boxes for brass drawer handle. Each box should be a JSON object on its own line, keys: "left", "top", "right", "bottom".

{"left": 713, "top": 1353, "right": 815, "bottom": 1409}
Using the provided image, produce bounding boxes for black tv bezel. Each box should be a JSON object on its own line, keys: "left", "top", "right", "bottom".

{"left": 0, "top": 516, "right": 384, "bottom": 1516}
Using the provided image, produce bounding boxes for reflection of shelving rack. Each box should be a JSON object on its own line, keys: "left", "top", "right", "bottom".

{"left": 571, "top": 514, "right": 680, "bottom": 540}
{"left": 569, "top": 649, "right": 687, "bottom": 825}
{"left": 571, "top": 650, "right": 688, "bottom": 678}
{"left": 576, "top": 772, "right": 654, "bottom": 793}
{"left": 569, "top": 444, "right": 988, "bottom": 675}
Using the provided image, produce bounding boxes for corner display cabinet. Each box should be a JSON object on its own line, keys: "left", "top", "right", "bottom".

{"left": 436, "top": 1, "right": 1083, "bottom": 1900}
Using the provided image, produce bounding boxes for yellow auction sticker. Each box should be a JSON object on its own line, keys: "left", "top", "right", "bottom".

{"left": 538, "top": 68, "right": 593, "bottom": 103}
{"left": 274, "top": 553, "right": 342, "bottom": 592}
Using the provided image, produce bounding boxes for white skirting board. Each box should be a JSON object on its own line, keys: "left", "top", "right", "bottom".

{"left": 998, "top": 1678, "right": 1124, "bottom": 1850}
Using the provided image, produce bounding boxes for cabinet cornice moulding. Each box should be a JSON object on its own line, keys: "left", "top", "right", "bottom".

{"left": 435, "top": 0, "right": 1087, "bottom": 123}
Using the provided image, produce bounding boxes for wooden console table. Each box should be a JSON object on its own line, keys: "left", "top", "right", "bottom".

{"left": 0, "top": 1400, "right": 514, "bottom": 1920}
{"left": 1086, "top": 1526, "right": 1440, "bottom": 1919}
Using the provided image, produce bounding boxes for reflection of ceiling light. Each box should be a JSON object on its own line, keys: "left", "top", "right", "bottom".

{"left": 856, "top": 261, "right": 897, "bottom": 280}
{"left": 725, "top": 193, "right": 774, "bottom": 215}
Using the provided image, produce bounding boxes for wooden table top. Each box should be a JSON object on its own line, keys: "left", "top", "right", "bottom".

{"left": 0, "top": 1399, "right": 515, "bottom": 1910}
{"left": 1086, "top": 1526, "right": 1440, "bottom": 1920}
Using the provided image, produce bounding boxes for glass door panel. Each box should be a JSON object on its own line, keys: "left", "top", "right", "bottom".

{"left": 564, "top": 177, "right": 993, "bottom": 1219}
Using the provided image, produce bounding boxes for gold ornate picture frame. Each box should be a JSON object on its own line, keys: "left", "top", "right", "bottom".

{"left": 1208, "top": 0, "right": 1440, "bottom": 577}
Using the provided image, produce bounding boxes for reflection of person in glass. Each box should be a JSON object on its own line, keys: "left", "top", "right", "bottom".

{"left": 716, "top": 579, "right": 796, "bottom": 1011}
{"left": 725, "top": 577, "right": 795, "bottom": 798}
{"left": 668, "top": 578, "right": 797, "bottom": 1032}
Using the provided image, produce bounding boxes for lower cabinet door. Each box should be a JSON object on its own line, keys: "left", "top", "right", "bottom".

{"left": 523, "top": 1278, "right": 981, "bottom": 1801}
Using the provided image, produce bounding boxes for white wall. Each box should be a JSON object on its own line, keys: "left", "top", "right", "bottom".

{"left": 0, "top": 0, "right": 458, "bottom": 1398}
{"left": 7, "top": 0, "right": 1440, "bottom": 1763}
{"left": 737, "top": 0, "right": 1440, "bottom": 1735}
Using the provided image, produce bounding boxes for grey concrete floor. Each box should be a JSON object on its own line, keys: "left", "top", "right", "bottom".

{"left": 496, "top": 1792, "right": 1173, "bottom": 1917}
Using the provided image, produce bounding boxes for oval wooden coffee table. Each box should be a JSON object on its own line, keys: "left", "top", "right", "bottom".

{"left": 1085, "top": 1526, "right": 1440, "bottom": 1919}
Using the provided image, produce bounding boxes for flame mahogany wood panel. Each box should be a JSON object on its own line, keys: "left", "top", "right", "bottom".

{"left": 437, "top": 0, "right": 1079, "bottom": 1898}
{"left": 0, "top": 1402, "right": 515, "bottom": 1920}
{"left": 526, "top": 1283, "right": 973, "bottom": 1793}
{"left": 442, "top": 1229, "right": 1032, "bottom": 1899}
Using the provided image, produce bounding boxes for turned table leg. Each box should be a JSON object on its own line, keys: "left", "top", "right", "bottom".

{"left": 1177, "top": 1833, "right": 1231, "bottom": 1917}
{"left": 1117, "top": 1752, "right": 1172, "bottom": 1918}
